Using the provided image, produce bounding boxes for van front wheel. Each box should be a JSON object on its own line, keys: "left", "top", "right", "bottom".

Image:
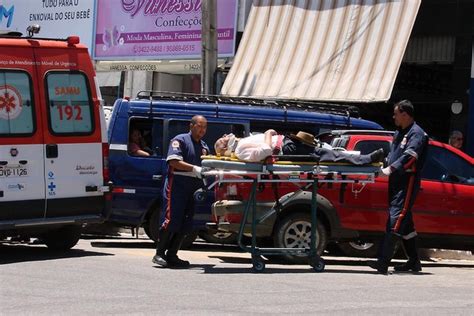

{"left": 42, "top": 225, "right": 82, "bottom": 251}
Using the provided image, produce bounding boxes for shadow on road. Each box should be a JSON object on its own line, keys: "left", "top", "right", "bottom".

{"left": 89, "top": 238, "right": 242, "bottom": 253}
{"left": 0, "top": 243, "right": 113, "bottom": 265}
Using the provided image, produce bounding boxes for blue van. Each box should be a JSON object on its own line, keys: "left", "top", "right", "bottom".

{"left": 106, "top": 92, "right": 382, "bottom": 245}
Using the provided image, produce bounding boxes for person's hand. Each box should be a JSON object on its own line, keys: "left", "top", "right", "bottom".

{"left": 266, "top": 129, "right": 277, "bottom": 136}
{"left": 192, "top": 166, "right": 203, "bottom": 179}
{"left": 381, "top": 166, "right": 392, "bottom": 176}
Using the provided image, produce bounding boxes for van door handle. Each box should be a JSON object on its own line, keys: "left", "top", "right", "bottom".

{"left": 19, "top": 160, "right": 28, "bottom": 165}
{"left": 152, "top": 175, "right": 162, "bottom": 181}
{"left": 85, "top": 185, "right": 98, "bottom": 192}
{"left": 46, "top": 144, "right": 58, "bottom": 158}
{"left": 0, "top": 161, "right": 7, "bottom": 166}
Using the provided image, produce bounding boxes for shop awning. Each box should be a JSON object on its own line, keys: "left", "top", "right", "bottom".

{"left": 221, "top": 0, "right": 421, "bottom": 103}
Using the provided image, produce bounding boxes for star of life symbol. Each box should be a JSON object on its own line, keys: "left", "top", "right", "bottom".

{"left": 0, "top": 85, "right": 23, "bottom": 120}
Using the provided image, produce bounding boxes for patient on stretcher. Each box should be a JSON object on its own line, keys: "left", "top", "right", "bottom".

{"left": 214, "top": 129, "right": 385, "bottom": 164}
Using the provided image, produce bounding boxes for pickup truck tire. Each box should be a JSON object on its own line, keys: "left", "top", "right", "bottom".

{"left": 337, "top": 240, "right": 379, "bottom": 258}
{"left": 273, "top": 213, "right": 327, "bottom": 264}
{"left": 42, "top": 225, "right": 82, "bottom": 251}
{"left": 146, "top": 208, "right": 197, "bottom": 249}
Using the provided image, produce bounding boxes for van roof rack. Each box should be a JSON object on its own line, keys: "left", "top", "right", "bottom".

{"left": 135, "top": 91, "right": 361, "bottom": 117}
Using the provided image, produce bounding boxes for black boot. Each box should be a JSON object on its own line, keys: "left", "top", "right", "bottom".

{"left": 152, "top": 229, "right": 172, "bottom": 267}
{"left": 166, "top": 233, "right": 190, "bottom": 268}
{"left": 369, "top": 148, "right": 385, "bottom": 163}
{"left": 368, "top": 233, "right": 398, "bottom": 274}
{"left": 394, "top": 237, "right": 422, "bottom": 272}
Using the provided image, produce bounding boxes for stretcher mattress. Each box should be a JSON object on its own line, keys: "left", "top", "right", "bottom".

{"left": 201, "top": 155, "right": 382, "bottom": 174}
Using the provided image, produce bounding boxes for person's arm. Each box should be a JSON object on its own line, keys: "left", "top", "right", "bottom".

{"left": 386, "top": 131, "right": 427, "bottom": 175}
{"left": 134, "top": 149, "right": 151, "bottom": 157}
{"left": 264, "top": 129, "right": 277, "bottom": 147}
{"left": 168, "top": 159, "right": 194, "bottom": 172}
{"left": 129, "top": 142, "right": 150, "bottom": 157}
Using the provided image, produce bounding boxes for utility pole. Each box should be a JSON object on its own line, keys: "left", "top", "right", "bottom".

{"left": 201, "top": 0, "right": 217, "bottom": 95}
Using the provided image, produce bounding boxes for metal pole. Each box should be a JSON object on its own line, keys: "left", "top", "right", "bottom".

{"left": 201, "top": 0, "right": 217, "bottom": 95}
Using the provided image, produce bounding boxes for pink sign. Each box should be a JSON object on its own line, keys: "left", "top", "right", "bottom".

{"left": 93, "top": 0, "right": 237, "bottom": 60}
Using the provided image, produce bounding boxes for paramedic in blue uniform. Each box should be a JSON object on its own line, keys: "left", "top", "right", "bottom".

{"left": 369, "top": 100, "right": 428, "bottom": 274}
{"left": 152, "top": 115, "right": 209, "bottom": 268}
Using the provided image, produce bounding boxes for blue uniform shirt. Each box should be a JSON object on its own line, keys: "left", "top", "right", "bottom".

{"left": 166, "top": 132, "right": 209, "bottom": 183}
{"left": 387, "top": 122, "right": 428, "bottom": 179}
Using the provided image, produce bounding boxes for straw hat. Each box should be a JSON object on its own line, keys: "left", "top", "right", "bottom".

{"left": 289, "top": 131, "right": 318, "bottom": 147}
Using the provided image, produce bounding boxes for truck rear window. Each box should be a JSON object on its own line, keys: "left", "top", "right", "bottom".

{"left": 46, "top": 72, "right": 94, "bottom": 134}
{"left": 0, "top": 71, "right": 34, "bottom": 136}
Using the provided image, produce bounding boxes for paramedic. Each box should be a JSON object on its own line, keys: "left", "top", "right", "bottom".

{"left": 368, "top": 100, "right": 428, "bottom": 274}
{"left": 152, "top": 115, "right": 209, "bottom": 268}
{"left": 214, "top": 129, "right": 384, "bottom": 164}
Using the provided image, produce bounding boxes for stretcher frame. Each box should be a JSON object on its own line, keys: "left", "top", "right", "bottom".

{"left": 201, "top": 157, "right": 380, "bottom": 272}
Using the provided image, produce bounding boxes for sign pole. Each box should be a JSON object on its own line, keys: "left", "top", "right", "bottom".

{"left": 201, "top": 0, "right": 217, "bottom": 95}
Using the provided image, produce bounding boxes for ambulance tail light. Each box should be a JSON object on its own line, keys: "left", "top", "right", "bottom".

{"left": 102, "top": 143, "right": 109, "bottom": 183}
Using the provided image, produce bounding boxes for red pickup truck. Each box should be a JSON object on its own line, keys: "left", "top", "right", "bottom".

{"left": 211, "top": 130, "right": 474, "bottom": 263}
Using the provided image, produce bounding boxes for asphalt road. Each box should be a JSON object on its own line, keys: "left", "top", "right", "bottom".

{"left": 1, "top": 235, "right": 473, "bottom": 315}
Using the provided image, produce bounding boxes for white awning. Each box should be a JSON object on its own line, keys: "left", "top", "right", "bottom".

{"left": 221, "top": 0, "right": 421, "bottom": 103}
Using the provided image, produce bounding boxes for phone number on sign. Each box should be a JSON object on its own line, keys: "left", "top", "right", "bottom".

{"left": 133, "top": 44, "right": 196, "bottom": 54}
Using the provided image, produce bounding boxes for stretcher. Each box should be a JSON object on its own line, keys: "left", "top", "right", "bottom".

{"left": 200, "top": 155, "right": 381, "bottom": 273}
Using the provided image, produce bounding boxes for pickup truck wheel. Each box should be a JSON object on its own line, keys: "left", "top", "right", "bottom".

{"left": 42, "top": 225, "right": 81, "bottom": 251}
{"left": 273, "top": 213, "right": 327, "bottom": 264}
{"left": 338, "top": 240, "right": 379, "bottom": 258}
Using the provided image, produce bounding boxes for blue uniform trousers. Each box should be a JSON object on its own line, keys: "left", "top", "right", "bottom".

{"left": 161, "top": 175, "right": 202, "bottom": 233}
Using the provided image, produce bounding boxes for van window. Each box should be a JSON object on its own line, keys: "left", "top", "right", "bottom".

{"left": 354, "top": 140, "right": 390, "bottom": 156}
{"left": 250, "top": 121, "right": 320, "bottom": 138}
{"left": 0, "top": 71, "right": 34, "bottom": 135}
{"left": 128, "top": 118, "right": 155, "bottom": 157}
{"left": 46, "top": 72, "right": 94, "bottom": 134}
{"left": 168, "top": 120, "right": 246, "bottom": 155}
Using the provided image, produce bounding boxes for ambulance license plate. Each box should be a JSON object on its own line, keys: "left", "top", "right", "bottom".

{"left": 0, "top": 167, "right": 28, "bottom": 177}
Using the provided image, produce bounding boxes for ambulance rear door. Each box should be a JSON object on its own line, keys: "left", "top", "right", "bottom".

{"left": 36, "top": 48, "right": 105, "bottom": 220}
{"left": 0, "top": 47, "right": 46, "bottom": 223}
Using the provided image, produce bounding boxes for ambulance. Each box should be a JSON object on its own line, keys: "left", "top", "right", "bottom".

{"left": 0, "top": 28, "right": 110, "bottom": 250}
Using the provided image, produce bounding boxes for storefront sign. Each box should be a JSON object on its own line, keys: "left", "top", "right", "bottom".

{"left": 93, "top": 0, "right": 237, "bottom": 60}
{"left": 0, "top": 0, "right": 95, "bottom": 51}
{"left": 95, "top": 59, "right": 227, "bottom": 74}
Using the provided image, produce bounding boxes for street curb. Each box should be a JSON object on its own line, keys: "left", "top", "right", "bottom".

{"left": 421, "top": 249, "right": 473, "bottom": 261}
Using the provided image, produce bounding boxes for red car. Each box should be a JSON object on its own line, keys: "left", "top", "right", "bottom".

{"left": 211, "top": 130, "right": 474, "bottom": 263}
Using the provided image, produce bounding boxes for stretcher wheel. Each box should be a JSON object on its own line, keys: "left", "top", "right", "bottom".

{"left": 310, "top": 256, "right": 325, "bottom": 272}
{"left": 252, "top": 257, "right": 266, "bottom": 273}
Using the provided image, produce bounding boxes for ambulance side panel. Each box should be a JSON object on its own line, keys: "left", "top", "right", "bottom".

{"left": 33, "top": 46, "right": 105, "bottom": 219}
{"left": 0, "top": 45, "right": 46, "bottom": 222}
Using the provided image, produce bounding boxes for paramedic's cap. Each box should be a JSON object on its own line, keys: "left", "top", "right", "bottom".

{"left": 289, "top": 131, "right": 318, "bottom": 147}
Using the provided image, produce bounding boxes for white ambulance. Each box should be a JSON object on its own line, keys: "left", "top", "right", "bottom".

{"left": 0, "top": 29, "right": 110, "bottom": 250}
